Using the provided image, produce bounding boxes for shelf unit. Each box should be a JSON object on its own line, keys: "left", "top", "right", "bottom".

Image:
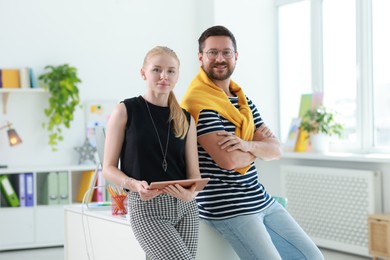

{"left": 1, "top": 88, "right": 46, "bottom": 114}
{"left": 0, "top": 164, "right": 96, "bottom": 251}
{"left": 0, "top": 88, "right": 45, "bottom": 93}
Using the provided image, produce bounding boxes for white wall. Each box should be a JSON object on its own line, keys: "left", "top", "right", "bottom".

{"left": 213, "top": 0, "right": 279, "bottom": 132}
{"left": 0, "top": 0, "right": 200, "bottom": 166}
{"left": 0, "top": 0, "right": 278, "bottom": 167}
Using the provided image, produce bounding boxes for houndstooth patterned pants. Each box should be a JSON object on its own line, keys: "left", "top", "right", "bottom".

{"left": 128, "top": 192, "right": 199, "bottom": 260}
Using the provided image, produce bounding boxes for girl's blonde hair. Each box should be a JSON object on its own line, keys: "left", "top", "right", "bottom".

{"left": 143, "top": 46, "right": 189, "bottom": 139}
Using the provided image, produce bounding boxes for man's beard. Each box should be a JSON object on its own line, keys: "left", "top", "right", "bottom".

{"left": 203, "top": 62, "right": 234, "bottom": 81}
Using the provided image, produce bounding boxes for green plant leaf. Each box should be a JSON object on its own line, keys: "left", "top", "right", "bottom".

{"left": 299, "top": 105, "right": 344, "bottom": 138}
{"left": 39, "top": 64, "right": 81, "bottom": 151}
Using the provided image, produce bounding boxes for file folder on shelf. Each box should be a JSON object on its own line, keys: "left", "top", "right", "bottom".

{"left": 18, "top": 173, "right": 26, "bottom": 207}
{"left": 92, "top": 169, "right": 105, "bottom": 202}
{"left": 19, "top": 67, "right": 31, "bottom": 89}
{"left": 30, "top": 68, "right": 38, "bottom": 88}
{"left": 47, "top": 172, "right": 59, "bottom": 205}
{"left": 77, "top": 170, "right": 96, "bottom": 203}
{"left": 25, "top": 172, "right": 34, "bottom": 206}
{"left": 0, "top": 175, "right": 20, "bottom": 207}
{"left": 58, "top": 171, "right": 69, "bottom": 205}
{"left": 0, "top": 69, "right": 20, "bottom": 88}
{"left": 0, "top": 193, "right": 8, "bottom": 207}
{"left": 85, "top": 165, "right": 112, "bottom": 210}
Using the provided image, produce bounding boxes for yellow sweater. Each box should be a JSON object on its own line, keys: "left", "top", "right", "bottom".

{"left": 181, "top": 68, "right": 254, "bottom": 174}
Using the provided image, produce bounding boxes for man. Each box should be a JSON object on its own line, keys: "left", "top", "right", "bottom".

{"left": 181, "top": 25, "right": 323, "bottom": 260}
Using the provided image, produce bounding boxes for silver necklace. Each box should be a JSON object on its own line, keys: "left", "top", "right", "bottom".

{"left": 144, "top": 99, "right": 171, "bottom": 172}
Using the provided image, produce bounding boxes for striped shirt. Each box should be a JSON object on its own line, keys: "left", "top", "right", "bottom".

{"left": 196, "top": 96, "right": 274, "bottom": 220}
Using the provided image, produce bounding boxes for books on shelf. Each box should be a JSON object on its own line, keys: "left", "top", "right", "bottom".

{"left": 46, "top": 172, "right": 59, "bottom": 205}
{"left": 77, "top": 170, "right": 96, "bottom": 203}
{"left": 58, "top": 171, "right": 69, "bottom": 205}
{"left": 39, "top": 171, "right": 69, "bottom": 205}
{"left": 0, "top": 67, "right": 39, "bottom": 89}
{"left": 18, "top": 174, "right": 26, "bottom": 207}
{"left": 0, "top": 192, "right": 8, "bottom": 207}
{"left": 17, "top": 172, "right": 34, "bottom": 207}
{"left": 25, "top": 172, "right": 34, "bottom": 206}
{"left": 92, "top": 169, "right": 105, "bottom": 202}
{"left": 0, "top": 175, "right": 20, "bottom": 207}
{"left": 30, "top": 68, "right": 38, "bottom": 88}
{"left": 19, "top": 67, "right": 31, "bottom": 89}
{"left": 0, "top": 69, "right": 20, "bottom": 88}
{"left": 0, "top": 173, "right": 34, "bottom": 208}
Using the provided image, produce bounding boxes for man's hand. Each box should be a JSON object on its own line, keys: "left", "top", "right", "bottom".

{"left": 217, "top": 131, "right": 251, "bottom": 152}
{"left": 255, "top": 123, "right": 275, "bottom": 139}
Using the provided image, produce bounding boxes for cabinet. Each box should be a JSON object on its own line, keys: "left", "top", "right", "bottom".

{"left": 64, "top": 206, "right": 240, "bottom": 260}
{"left": 0, "top": 164, "right": 96, "bottom": 251}
{"left": 368, "top": 214, "right": 390, "bottom": 260}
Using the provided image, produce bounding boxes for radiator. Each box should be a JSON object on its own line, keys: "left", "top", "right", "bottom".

{"left": 281, "top": 165, "right": 382, "bottom": 256}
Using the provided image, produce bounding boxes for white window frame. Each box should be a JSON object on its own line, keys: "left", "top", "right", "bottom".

{"left": 276, "top": 0, "right": 390, "bottom": 154}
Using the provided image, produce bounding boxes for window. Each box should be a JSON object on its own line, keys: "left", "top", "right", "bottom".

{"left": 277, "top": 0, "right": 390, "bottom": 153}
{"left": 323, "top": 0, "right": 357, "bottom": 148}
{"left": 372, "top": 0, "right": 390, "bottom": 149}
{"left": 278, "top": 1, "right": 311, "bottom": 141}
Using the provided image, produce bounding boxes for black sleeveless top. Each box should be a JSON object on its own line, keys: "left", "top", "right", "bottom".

{"left": 120, "top": 96, "right": 190, "bottom": 183}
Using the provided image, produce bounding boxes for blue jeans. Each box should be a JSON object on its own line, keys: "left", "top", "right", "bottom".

{"left": 203, "top": 201, "right": 324, "bottom": 260}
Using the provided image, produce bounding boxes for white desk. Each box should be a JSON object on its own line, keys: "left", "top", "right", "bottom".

{"left": 64, "top": 205, "right": 239, "bottom": 260}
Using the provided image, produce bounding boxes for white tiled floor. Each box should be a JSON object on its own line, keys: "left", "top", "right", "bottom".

{"left": 0, "top": 246, "right": 372, "bottom": 260}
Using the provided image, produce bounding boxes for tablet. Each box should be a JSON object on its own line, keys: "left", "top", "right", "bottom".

{"left": 149, "top": 178, "right": 210, "bottom": 191}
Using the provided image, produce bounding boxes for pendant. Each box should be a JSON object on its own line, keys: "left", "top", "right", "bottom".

{"left": 162, "top": 159, "right": 168, "bottom": 172}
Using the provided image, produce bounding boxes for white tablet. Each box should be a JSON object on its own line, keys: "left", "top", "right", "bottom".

{"left": 149, "top": 178, "right": 210, "bottom": 191}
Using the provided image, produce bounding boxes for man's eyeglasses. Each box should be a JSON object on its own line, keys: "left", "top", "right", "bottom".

{"left": 202, "top": 49, "right": 235, "bottom": 60}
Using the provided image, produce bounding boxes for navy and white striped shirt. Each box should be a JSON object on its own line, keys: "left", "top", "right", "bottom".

{"left": 196, "top": 96, "right": 274, "bottom": 220}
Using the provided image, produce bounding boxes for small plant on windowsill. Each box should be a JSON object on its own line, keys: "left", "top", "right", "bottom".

{"left": 38, "top": 64, "right": 81, "bottom": 151}
{"left": 299, "top": 105, "right": 344, "bottom": 152}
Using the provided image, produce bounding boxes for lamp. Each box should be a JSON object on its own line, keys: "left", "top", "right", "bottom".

{"left": 0, "top": 121, "right": 22, "bottom": 146}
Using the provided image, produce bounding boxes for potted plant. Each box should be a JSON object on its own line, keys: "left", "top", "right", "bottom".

{"left": 299, "top": 105, "right": 344, "bottom": 152}
{"left": 38, "top": 64, "right": 81, "bottom": 151}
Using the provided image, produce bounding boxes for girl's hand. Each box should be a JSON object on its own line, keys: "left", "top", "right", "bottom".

{"left": 163, "top": 183, "right": 198, "bottom": 202}
{"left": 134, "top": 180, "right": 163, "bottom": 201}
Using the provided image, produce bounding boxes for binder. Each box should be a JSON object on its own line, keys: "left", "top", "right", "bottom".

{"left": 76, "top": 170, "right": 96, "bottom": 203}
{"left": 0, "top": 192, "right": 8, "bottom": 207}
{"left": 47, "top": 172, "right": 59, "bottom": 205}
{"left": 18, "top": 173, "right": 26, "bottom": 207}
{"left": 92, "top": 169, "right": 104, "bottom": 202}
{"left": 0, "top": 175, "right": 20, "bottom": 207}
{"left": 58, "top": 171, "right": 69, "bottom": 205}
{"left": 0, "top": 69, "right": 20, "bottom": 88}
{"left": 19, "top": 67, "right": 31, "bottom": 88}
{"left": 30, "top": 68, "right": 38, "bottom": 88}
{"left": 25, "top": 172, "right": 34, "bottom": 206}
